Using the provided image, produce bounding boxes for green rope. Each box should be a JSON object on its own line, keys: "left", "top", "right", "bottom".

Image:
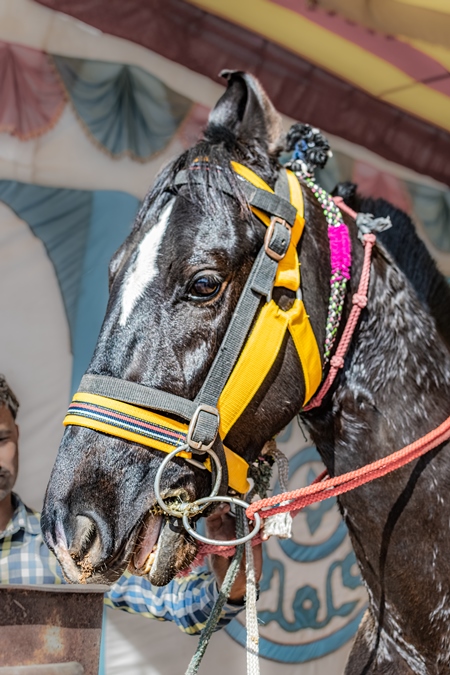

{"left": 185, "top": 508, "right": 246, "bottom": 675}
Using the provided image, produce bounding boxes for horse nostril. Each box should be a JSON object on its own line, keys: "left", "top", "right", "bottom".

{"left": 69, "top": 515, "right": 100, "bottom": 561}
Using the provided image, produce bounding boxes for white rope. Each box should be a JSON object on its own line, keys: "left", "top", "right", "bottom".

{"left": 262, "top": 442, "right": 293, "bottom": 540}
{"left": 243, "top": 517, "right": 260, "bottom": 675}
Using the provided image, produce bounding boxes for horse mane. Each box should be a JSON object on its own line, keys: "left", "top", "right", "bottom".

{"left": 333, "top": 181, "right": 450, "bottom": 351}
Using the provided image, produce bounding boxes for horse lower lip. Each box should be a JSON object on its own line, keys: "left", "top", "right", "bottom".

{"left": 134, "top": 513, "right": 163, "bottom": 570}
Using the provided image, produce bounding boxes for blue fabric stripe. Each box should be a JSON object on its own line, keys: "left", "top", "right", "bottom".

{"left": 0, "top": 182, "right": 139, "bottom": 391}
{"left": 53, "top": 56, "right": 192, "bottom": 160}
{"left": 68, "top": 404, "right": 185, "bottom": 446}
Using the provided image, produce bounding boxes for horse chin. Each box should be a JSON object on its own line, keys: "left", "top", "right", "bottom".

{"left": 129, "top": 512, "right": 198, "bottom": 586}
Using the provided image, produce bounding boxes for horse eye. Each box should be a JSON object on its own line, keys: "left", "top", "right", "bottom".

{"left": 189, "top": 274, "right": 222, "bottom": 300}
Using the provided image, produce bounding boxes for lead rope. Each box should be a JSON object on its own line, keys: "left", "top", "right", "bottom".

{"left": 184, "top": 440, "right": 292, "bottom": 675}
{"left": 185, "top": 508, "right": 246, "bottom": 675}
{"left": 243, "top": 518, "right": 259, "bottom": 675}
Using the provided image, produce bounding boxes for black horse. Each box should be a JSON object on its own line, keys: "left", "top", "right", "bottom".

{"left": 42, "top": 72, "right": 450, "bottom": 673}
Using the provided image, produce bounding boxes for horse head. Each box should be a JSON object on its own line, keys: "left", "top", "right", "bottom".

{"left": 41, "top": 72, "right": 330, "bottom": 585}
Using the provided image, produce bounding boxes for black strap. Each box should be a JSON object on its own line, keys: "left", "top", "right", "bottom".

{"left": 194, "top": 170, "right": 293, "bottom": 411}
{"left": 79, "top": 374, "right": 195, "bottom": 420}
{"left": 274, "top": 169, "right": 291, "bottom": 203}
{"left": 173, "top": 170, "right": 297, "bottom": 226}
{"left": 79, "top": 374, "right": 221, "bottom": 450}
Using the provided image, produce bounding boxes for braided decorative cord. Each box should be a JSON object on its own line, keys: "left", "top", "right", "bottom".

{"left": 302, "top": 175, "right": 352, "bottom": 364}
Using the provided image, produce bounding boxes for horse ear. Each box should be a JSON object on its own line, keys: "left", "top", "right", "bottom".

{"left": 207, "top": 70, "right": 282, "bottom": 150}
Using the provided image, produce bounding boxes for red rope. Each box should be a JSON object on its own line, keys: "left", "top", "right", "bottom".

{"left": 304, "top": 229, "right": 376, "bottom": 410}
{"left": 247, "top": 414, "right": 450, "bottom": 522}
{"left": 181, "top": 414, "right": 450, "bottom": 571}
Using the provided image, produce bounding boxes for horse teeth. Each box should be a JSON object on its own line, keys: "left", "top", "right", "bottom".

{"left": 143, "top": 546, "right": 158, "bottom": 574}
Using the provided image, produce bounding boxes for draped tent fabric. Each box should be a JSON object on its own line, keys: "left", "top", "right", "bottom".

{"left": 34, "top": 0, "right": 450, "bottom": 188}
{"left": 0, "top": 39, "right": 193, "bottom": 161}
{"left": 0, "top": 181, "right": 92, "bottom": 338}
{"left": 0, "top": 40, "right": 66, "bottom": 139}
{"left": 53, "top": 56, "right": 193, "bottom": 161}
{"left": 0, "top": 200, "right": 71, "bottom": 511}
{"left": 313, "top": 0, "right": 450, "bottom": 49}
{"left": 187, "top": 0, "right": 450, "bottom": 131}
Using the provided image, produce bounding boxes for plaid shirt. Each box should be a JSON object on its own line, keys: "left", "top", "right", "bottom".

{"left": 0, "top": 493, "right": 242, "bottom": 634}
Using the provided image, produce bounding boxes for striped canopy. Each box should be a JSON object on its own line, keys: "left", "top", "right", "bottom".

{"left": 34, "top": 0, "right": 450, "bottom": 188}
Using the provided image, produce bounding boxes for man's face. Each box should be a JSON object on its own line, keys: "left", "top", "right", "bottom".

{"left": 0, "top": 404, "right": 18, "bottom": 501}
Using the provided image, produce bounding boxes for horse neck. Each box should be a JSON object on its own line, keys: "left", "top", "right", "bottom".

{"left": 305, "top": 242, "right": 450, "bottom": 661}
{"left": 308, "top": 241, "right": 450, "bottom": 473}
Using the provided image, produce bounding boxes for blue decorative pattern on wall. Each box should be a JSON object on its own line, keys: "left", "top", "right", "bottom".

{"left": 226, "top": 439, "right": 367, "bottom": 663}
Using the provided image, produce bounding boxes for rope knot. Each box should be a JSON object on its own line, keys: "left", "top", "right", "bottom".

{"left": 330, "top": 355, "right": 344, "bottom": 369}
{"left": 363, "top": 233, "right": 376, "bottom": 245}
{"left": 352, "top": 293, "right": 367, "bottom": 308}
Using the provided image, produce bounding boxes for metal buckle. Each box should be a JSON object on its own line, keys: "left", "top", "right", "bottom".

{"left": 264, "top": 216, "right": 291, "bottom": 262}
{"left": 187, "top": 404, "right": 220, "bottom": 452}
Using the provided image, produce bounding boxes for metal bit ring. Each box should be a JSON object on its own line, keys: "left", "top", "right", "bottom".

{"left": 182, "top": 496, "right": 261, "bottom": 547}
{"left": 154, "top": 444, "right": 222, "bottom": 518}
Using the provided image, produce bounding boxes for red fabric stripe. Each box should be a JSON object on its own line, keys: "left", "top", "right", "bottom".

{"left": 272, "top": 0, "right": 450, "bottom": 97}
{"left": 69, "top": 402, "right": 186, "bottom": 441}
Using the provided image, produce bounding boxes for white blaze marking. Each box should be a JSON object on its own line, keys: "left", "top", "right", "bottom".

{"left": 119, "top": 200, "right": 174, "bottom": 326}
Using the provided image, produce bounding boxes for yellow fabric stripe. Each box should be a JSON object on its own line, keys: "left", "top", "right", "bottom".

{"left": 218, "top": 299, "right": 289, "bottom": 437}
{"left": 64, "top": 414, "right": 192, "bottom": 458}
{"left": 286, "top": 169, "right": 305, "bottom": 245}
{"left": 222, "top": 447, "right": 250, "bottom": 493}
{"left": 287, "top": 300, "right": 323, "bottom": 406}
{"left": 249, "top": 205, "right": 270, "bottom": 227}
{"left": 218, "top": 165, "right": 321, "bottom": 425}
{"left": 64, "top": 393, "right": 249, "bottom": 493}
{"left": 187, "top": 0, "right": 450, "bottom": 133}
{"left": 231, "top": 161, "right": 275, "bottom": 192}
{"left": 274, "top": 169, "right": 304, "bottom": 291}
{"left": 218, "top": 297, "right": 323, "bottom": 434}
{"left": 70, "top": 392, "right": 188, "bottom": 433}
{"left": 232, "top": 162, "right": 304, "bottom": 291}
{"left": 395, "top": 0, "right": 450, "bottom": 13}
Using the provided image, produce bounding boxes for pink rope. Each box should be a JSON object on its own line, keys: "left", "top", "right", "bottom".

{"left": 332, "top": 195, "right": 357, "bottom": 220}
{"left": 177, "top": 471, "right": 329, "bottom": 575}
{"left": 177, "top": 533, "right": 265, "bottom": 575}
{"left": 177, "top": 414, "right": 450, "bottom": 572}
{"left": 304, "top": 230, "right": 376, "bottom": 410}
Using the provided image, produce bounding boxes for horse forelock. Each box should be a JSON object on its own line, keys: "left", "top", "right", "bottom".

{"left": 132, "top": 127, "right": 281, "bottom": 236}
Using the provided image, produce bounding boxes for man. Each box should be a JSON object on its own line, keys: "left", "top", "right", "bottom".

{"left": 0, "top": 374, "right": 262, "bottom": 634}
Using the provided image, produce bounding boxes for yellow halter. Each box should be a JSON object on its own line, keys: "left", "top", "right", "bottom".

{"left": 64, "top": 162, "right": 322, "bottom": 493}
